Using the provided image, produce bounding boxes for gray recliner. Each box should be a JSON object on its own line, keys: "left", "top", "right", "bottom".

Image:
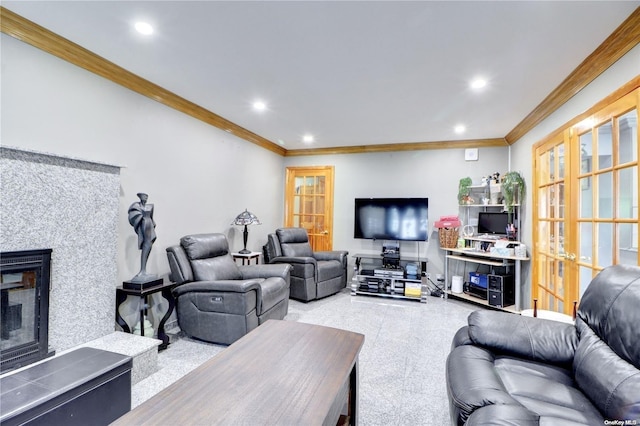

{"left": 263, "top": 227, "right": 348, "bottom": 302}
{"left": 166, "top": 233, "right": 291, "bottom": 345}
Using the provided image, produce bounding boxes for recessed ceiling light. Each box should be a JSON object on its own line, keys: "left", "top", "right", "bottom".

{"left": 454, "top": 125, "right": 466, "bottom": 134}
{"left": 302, "top": 134, "right": 314, "bottom": 144}
{"left": 470, "top": 78, "right": 487, "bottom": 90}
{"left": 252, "top": 101, "right": 266, "bottom": 112}
{"left": 135, "top": 22, "right": 154, "bottom": 35}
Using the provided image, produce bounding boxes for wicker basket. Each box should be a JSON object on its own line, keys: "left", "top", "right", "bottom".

{"left": 439, "top": 227, "right": 459, "bottom": 248}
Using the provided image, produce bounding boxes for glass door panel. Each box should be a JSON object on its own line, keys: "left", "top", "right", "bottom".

{"left": 597, "top": 172, "right": 613, "bottom": 218}
{"left": 579, "top": 222, "right": 593, "bottom": 264}
{"left": 618, "top": 223, "right": 638, "bottom": 265}
{"left": 618, "top": 166, "right": 637, "bottom": 218}
{"left": 619, "top": 110, "right": 638, "bottom": 164}
{"left": 597, "top": 121, "right": 613, "bottom": 169}
{"left": 597, "top": 223, "right": 614, "bottom": 267}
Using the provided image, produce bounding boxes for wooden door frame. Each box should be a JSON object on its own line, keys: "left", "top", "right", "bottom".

{"left": 284, "top": 166, "right": 335, "bottom": 251}
{"left": 532, "top": 130, "right": 576, "bottom": 313}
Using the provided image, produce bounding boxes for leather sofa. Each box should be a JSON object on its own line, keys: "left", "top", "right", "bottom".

{"left": 263, "top": 227, "right": 348, "bottom": 302}
{"left": 166, "top": 233, "right": 291, "bottom": 345}
{"left": 446, "top": 264, "right": 640, "bottom": 425}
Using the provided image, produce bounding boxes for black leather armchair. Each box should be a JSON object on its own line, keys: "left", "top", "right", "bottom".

{"left": 446, "top": 264, "right": 640, "bottom": 425}
{"left": 263, "top": 227, "right": 348, "bottom": 302}
{"left": 166, "top": 233, "right": 291, "bottom": 345}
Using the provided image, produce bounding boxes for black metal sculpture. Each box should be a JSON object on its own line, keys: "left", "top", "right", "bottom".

{"left": 128, "top": 193, "right": 157, "bottom": 282}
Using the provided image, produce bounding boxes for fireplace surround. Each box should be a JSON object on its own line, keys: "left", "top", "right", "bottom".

{"left": 1, "top": 147, "right": 121, "bottom": 366}
{"left": 1, "top": 249, "right": 53, "bottom": 372}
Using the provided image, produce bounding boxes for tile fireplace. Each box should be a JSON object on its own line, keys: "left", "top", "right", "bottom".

{"left": 1, "top": 249, "right": 53, "bottom": 372}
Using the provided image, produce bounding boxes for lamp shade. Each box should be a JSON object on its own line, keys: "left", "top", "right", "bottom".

{"left": 232, "top": 209, "right": 261, "bottom": 254}
{"left": 231, "top": 209, "right": 261, "bottom": 226}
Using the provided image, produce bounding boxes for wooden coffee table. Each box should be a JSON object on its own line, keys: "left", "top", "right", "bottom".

{"left": 112, "top": 320, "right": 365, "bottom": 425}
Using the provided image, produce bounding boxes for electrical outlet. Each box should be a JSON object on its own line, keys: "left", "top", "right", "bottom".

{"left": 425, "top": 272, "right": 431, "bottom": 280}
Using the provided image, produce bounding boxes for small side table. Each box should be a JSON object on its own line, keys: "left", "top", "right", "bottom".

{"left": 232, "top": 251, "right": 261, "bottom": 265}
{"left": 115, "top": 280, "right": 176, "bottom": 350}
{"left": 521, "top": 309, "right": 574, "bottom": 324}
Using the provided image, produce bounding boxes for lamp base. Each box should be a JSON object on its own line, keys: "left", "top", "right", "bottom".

{"left": 238, "top": 249, "right": 251, "bottom": 254}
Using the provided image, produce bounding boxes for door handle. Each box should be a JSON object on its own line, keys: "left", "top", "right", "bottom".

{"left": 559, "top": 252, "right": 576, "bottom": 261}
{"left": 321, "top": 230, "right": 329, "bottom": 235}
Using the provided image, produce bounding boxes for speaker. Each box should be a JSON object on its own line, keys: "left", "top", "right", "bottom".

{"left": 487, "top": 274, "right": 514, "bottom": 308}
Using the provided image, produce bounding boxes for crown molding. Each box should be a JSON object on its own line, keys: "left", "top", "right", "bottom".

{"left": 505, "top": 6, "right": 640, "bottom": 145}
{"left": 285, "top": 138, "right": 507, "bottom": 157}
{"left": 0, "top": 6, "right": 287, "bottom": 157}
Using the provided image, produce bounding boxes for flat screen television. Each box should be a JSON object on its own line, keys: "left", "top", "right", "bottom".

{"left": 477, "top": 212, "right": 509, "bottom": 235}
{"left": 354, "top": 198, "right": 428, "bottom": 241}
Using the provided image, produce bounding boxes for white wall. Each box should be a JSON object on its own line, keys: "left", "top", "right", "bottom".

{"left": 1, "top": 34, "right": 285, "bottom": 286}
{"left": 284, "top": 147, "right": 509, "bottom": 277}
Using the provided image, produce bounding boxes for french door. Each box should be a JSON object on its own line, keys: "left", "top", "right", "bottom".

{"left": 533, "top": 88, "right": 639, "bottom": 314}
{"left": 533, "top": 132, "right": 573, "bottom": 313}
{"left": 284, "top": 166, "right": 335, "bottom": 251}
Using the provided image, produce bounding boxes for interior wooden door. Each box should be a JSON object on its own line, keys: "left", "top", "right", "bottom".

{"left": 573, "top": 92, "right": 639, "bottom": 297}
{"left": 284, "top": 166, "right": 335, "bottom": 251}
{"left": 533, "top": 131, "right": 575, "bottom": 313}
{"left": 533, "top": 88, "right": 639, "bottom": 314}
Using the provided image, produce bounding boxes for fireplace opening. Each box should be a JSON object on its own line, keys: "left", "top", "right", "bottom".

{"left": 1, "top": 249, "right": 53, "bottom": 373}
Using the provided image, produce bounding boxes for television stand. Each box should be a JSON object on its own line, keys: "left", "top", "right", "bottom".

{"left": 351, "top": 253, "right": 428, "bottom": 303}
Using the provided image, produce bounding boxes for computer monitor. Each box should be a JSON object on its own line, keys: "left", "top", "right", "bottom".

{"left": 477, "top": 212, "right": 509, "bottom": 235}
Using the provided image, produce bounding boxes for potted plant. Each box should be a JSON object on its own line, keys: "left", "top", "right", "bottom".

{"left": 458, "top": 177, "right": 473, "bottom": 204}
{"left": 501, "top": 171, "right": 526, "bottom": 214}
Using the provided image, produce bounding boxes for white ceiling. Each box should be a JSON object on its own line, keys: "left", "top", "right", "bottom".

{"left": 4, "top": 1, "right": 639, "bottom": 150}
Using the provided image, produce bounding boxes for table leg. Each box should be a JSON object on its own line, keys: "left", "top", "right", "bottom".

{"left": 444, "top": 252, "right": 450, "bottom": 300}
{"left": 157, "top": 286, "right": 176, "bottom": 350}
{"left": 348, "top": 360, "right": 359, "bottom": 425}
{"left": 115, "top": 289, "right": 131, "bottom": 333}
{"left": 140, "top": 295, "right": 147, "bottom": 337}
{"left": 515, "top": 259, "right": 521, "bottom": 311}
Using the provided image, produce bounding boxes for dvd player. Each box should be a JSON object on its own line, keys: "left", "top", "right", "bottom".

{"left": 374, "top": 268, "right": 404, "bottom": 278}
{"left": 465, "top": 283, "right": 487, "bottom": 299}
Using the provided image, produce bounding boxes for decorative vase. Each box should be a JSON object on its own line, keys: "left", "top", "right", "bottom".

{"left": 490, "top": 182, "right": 501, "bottom": 205}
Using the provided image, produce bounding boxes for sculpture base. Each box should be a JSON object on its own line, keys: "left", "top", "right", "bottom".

{"left": 123, "top": 277, "right": 163, "bottom": 290}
